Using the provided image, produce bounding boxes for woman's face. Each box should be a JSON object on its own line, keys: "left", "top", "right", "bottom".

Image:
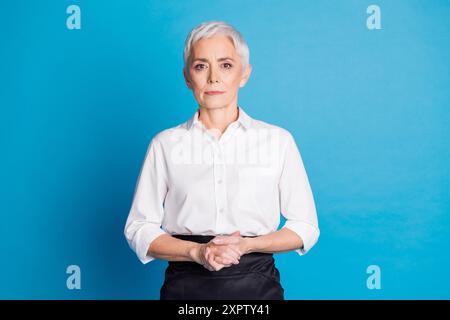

{"left": 184, "top": 35, "right": 252, "bottom": 110}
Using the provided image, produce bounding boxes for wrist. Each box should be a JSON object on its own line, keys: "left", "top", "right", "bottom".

{"left": 243, "top": 237, "right": 254, "bottom": 254}
{"left": 187, "top": 242, "right": 203, "bottom": 263}
{"left": 244, "top": 235, "right": 271, "bottom": 254}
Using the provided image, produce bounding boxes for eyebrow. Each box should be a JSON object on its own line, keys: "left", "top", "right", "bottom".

{"left": 191, "top": 57, "right": 235, "bottom": 63}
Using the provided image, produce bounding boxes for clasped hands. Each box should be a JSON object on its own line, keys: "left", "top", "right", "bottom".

{"left": 191, "top": 231, "right": 250, "bottom": 271}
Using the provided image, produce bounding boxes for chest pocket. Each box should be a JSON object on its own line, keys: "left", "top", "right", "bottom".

{"left": 237, "top": 166, "right": 279, "bottom": 212}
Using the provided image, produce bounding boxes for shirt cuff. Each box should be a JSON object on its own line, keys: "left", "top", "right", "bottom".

{"left": 131, "top": 224, "right": 167, "bottom": 264}
{"left": 282, "top": 220, "right": 320, "bottom": 255}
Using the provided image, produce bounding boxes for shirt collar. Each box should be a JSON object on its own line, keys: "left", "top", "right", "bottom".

{"left": 186, "top": 106, "right": 253, "bottom": 131}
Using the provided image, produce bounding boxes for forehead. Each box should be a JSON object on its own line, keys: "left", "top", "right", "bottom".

{"left": 191, "top": 35, "right": 237, "bottom": 59}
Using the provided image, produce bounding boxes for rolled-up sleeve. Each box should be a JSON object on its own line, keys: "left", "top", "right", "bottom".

{"left": 124, "top": 137, "right": 168, "bottom": 264}
{"left": 279, "top": 131, "right": 320, "bottom": 255}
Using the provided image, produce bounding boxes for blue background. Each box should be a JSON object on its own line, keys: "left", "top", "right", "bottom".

{"left": 1, "top": 0, "right": 449, "bottom": 299}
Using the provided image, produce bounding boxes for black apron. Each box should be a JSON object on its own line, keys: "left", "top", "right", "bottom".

{"left": 160, "top": 235, "right": 285, "bottom": 300}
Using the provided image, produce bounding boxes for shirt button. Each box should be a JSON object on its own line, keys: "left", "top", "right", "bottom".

{"left": 218, "top": 208, "right": 224, "bottom": 213}
{"left": 217, "top": 179, "right": 222, "bottom": 184}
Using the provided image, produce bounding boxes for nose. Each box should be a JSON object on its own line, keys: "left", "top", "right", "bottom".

{"left": 208, "top": 65, "right": 220, "bottom": 84}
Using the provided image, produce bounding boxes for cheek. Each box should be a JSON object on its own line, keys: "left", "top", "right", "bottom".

{"left": 200, "top": 79, "right": 211, "bottom": 90}
{"left": 190, "top": 80, "right": 206, "bottom": 95}
{"left": 224, "top": 73, "right": 243, "bottom": 88}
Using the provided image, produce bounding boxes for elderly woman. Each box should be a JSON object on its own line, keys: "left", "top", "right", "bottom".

{"left": 124, "top": 21, "right": 320, "bottom": 300}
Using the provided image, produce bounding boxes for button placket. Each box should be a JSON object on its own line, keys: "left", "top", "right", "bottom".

{"left": 213, "top": 143, "right": 227, "bottom": 232}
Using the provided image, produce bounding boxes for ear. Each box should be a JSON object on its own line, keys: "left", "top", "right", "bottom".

{"left": 239, "top": 63, "right": 252, "bottom": 88}
{"left": 183, "top": 68, "right": 193, "bottom": 89}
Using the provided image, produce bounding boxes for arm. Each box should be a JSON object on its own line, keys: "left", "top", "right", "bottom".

{"left": 147, "top": 233, "right": 200, "bottom": 262}
{"left": 278, "top": 131, "right": 320, "bottom": 255}
{"left": 149, "top": 234, "right": 241, "bottom": 271}
{"left": 243, "top": 228, "right": 303, "bottom": 254}
{"left": 212, "top": 228, "right": 303, "bottom": 256}
{"left": 124, "top": 137, "right": 169, "bottom": 264}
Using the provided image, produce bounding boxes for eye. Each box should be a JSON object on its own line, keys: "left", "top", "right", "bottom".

{"left": 222, "top": 63, "right": 233, "bottom": 69}
{"left": 194, "top": 64, "right": 206, "bottom": 70}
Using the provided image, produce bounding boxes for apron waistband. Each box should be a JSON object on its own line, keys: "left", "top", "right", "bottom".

{"left": 171, "top": 234, "right": 258, "bottom": 244}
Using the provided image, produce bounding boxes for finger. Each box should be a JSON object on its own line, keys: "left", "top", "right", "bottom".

{"left": 225, "top": 248, "right": 241, "bottom": 261}
{"left": 213, "top": 237, "right": 240, "bottom": 245}
{"left": 201, "top": 256, "right": 214, "bottom": 271}
{"left": 211, "top": 236, "right": 225, "bottom": 244}
{"left": 227, "top": 245, "right": 243, "bottom": 258}
{"left": 215, "top": 256, "right": 234, "bottom": 266}
{"left": 203, "top": 264, "right": 213, "bottom": 271}
{"left": 212, "top": 238, "right": 223, "bottom": 244}
{"left": 214, "top": 246, "right": 241, "bottom": 265}
{"left": 221, "top": 253, "right": 239, "bottom": 264}
{"left": 208, "top": 255, "right": 224, "bottom": 271}
{"left": 211, "top": 261, "right": 224, "bottom": 271}
{"left": 219, "top": 251, "right": 239, "bottom": 264}
{"left": 204, "top": 259, "right": 215, "bottom": 271}
{"left": 211, "top": 231, "right": 241, "bottom": 244}
{"left": 213, "top": 245, "right": 239, "bottom": 261}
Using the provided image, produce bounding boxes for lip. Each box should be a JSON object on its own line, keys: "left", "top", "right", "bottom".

{"left": 205, "top": 91, "right": 225, "bottom": 95}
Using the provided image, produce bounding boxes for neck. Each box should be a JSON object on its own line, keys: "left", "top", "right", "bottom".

{"left": 198, "top": 104, "right": 239, "bottom": 136}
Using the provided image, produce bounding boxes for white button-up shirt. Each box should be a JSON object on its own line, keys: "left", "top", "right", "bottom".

{"left": 124, "top": 106, "right": 320, "bottom": 264}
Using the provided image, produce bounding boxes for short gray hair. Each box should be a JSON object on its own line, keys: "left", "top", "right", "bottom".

{"left": 183, "top": 21, "right": 250, "bottom": 73}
